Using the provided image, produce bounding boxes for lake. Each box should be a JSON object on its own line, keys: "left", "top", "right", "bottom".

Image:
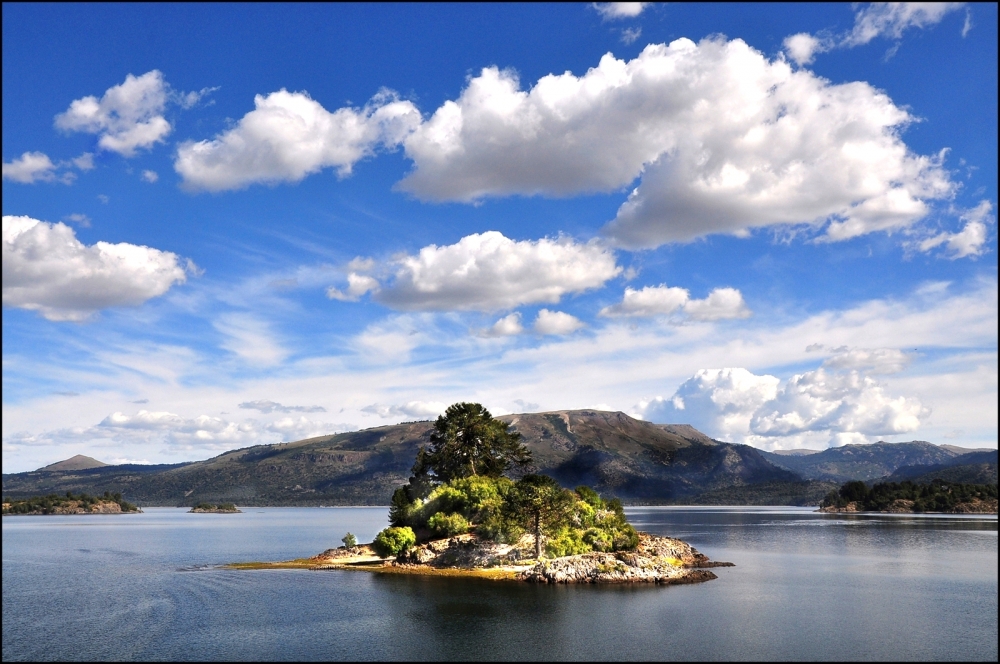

{"left": 2, "top": 506, "right": 996, "bottom": 661}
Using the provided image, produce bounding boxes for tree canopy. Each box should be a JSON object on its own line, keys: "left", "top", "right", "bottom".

{"left": 376, "top": 401, "right": 639, "bottom": 561}
{"left": 422, "top": 402, "right": 531, "bottom": 482}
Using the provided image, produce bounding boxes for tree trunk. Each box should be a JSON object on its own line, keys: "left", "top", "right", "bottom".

{"left": 534, "top": 511, "right": 542, "bottom": 559}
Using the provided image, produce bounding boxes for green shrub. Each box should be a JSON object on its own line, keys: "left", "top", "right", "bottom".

{"left": 583, "top": 527, "right": 612, "bottom": 552}
{"left": 342, "top": 532, "right": 357, "bottom": 548}
{"left": 372, "top": 526, "right": 416, "bottom": 557}
{"left": 545, "top": 526, "right": 591, "bottom": 557}
{"left": 427, "top": 512, "right": 470, "bottom": 537}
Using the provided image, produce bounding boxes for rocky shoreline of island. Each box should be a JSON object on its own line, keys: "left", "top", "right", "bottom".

{"left": 188, "top": 502, "right": 242, "bottom": 513}
{"left": 2, "top": 491, "right": 141, "bottom": 515}
{"left": 227, "top": 530, "right": 733, "bottom": 584}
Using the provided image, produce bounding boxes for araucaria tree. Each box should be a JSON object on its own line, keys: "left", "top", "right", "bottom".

{"left": 376, "top": 401, "right": 639, "bottom": 561}
{"left": 511, "top": 474, "right": 575, "bottom": 559}
{"left": 423, "top": 402, "right": 531, "bottom": 481}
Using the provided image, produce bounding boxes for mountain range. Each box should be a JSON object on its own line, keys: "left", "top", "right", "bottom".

{"left": 2, "top": 410, "right": 995, "bottom": 506}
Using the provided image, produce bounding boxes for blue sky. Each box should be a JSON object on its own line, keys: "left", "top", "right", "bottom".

{"left": 3, "top": 2, "right": 996, "bottom": 472}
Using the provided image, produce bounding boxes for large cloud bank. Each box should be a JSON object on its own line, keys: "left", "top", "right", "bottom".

{"left": 170, "top": 37, "right": 957, "bottom": 249}
{"left": 637, "top": 361, "right": 926, "bottom": 449}
{"left": 398, "top": 38, "right": 954, "bottom": 247}
{"left": 2, "top": 215, "right": 188, "bottom": 321}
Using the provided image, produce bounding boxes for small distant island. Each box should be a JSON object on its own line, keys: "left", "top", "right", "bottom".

{"left": 188, "top": 502, "right": 242, "bottom": 513}
{"left": 819, "top": 479, "right": 998, "bottom": 513}
{"left": 2, "top": 491, "right": 140, "bottom": 515}
{"left": 230, "top": 402, "right": 732, "bottom": 583}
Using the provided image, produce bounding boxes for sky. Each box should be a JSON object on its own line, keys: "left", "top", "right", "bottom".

{"left": 2, "top": 2, "right": 997, "bottom": 473}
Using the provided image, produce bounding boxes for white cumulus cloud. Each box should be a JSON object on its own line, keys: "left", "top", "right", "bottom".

{"left": 397, "top": 38, "right": 954, "bottom": 248}
{"left": 534, "top": 309, "right": 585, "bottom": 335}
{"left": 326, "top": 272, "right": 380, "bottom": 302}
{"left": 600, "top": 284, "right": 690, "bottom": 317}
{"left": 141, "top": 169, "right": 159, "bottom": 183}
{"left": 918, "top": 200, "right": 993, "bottom": 259}
{"left": 600, "top": 285, "right": 750, "bottom": 321}
{"left": 175, "top": 89, "right": 421, "bottom": 191}
{"left": 750, "top": 368, "right": 926, "bottom": 439}
{"left": 683, "top": 288, "right": 751, "bottom": 321}
{"left": 2, "top": 152, "right": 61, "bottom": 184}
{"left": 782, "top": 32, "right": 833, "bottom": 66}
{"left": 481, "top": 312, "right": 524, "bottom": 337}
{"left": 638, "top": 368, "right": 780, "bottom": 441}
{"left": 374, "top": 231, "right": 620, "bottom": 311}
{"left": 2, "top": 215, "right": 188, "bottom": 321}
{"left": 593, "top": 2, "right": 648, "bottom": 20}
{"left": 55, "top": 70, "right": 172, "bottom": 157}
{"left": 635, "top": 365, "right": 927, "bottom": 449}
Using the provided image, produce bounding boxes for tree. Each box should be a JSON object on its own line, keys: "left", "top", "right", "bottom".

{"left": 511, "top": 474, "right": 576, "bottom": 559}
{"left": 423, "top": 402, "right": 531, "bottom": 482}
{"left": 372, "top": 526, "right": 416, "bottom": 558}
{"left": 342, "top": 532, "right": 357, "bottom": 548}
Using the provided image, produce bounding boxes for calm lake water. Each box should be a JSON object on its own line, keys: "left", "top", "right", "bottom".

{"left": 2, "top": 506, "right": 996, "bottom": 661}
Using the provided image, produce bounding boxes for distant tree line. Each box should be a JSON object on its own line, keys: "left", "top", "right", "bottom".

{"left": 822, "top": 479, "right": 998, "bottom": 512}
{"left": 371, "top": 402, "right": 639, "bottom": 559}
{"left": 2, "top": 491, "right": 139, "bottom": 514}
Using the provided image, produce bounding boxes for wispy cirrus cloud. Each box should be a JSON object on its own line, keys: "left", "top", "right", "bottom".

{"left": 784, "top": 2, "right": 967, "bottom": 65}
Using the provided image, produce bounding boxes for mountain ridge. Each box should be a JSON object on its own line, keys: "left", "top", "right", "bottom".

{"left": 5, "top": 411, "right": 995, "bottom": 506}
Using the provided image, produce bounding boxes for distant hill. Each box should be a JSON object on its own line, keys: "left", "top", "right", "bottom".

{"left": 768, "top": 449, "right": 821, "bottom": 457}
{"left": 6, "top": 415, "right": 993, "bottom": 506}
{"left": 759, "top": 441, "right": 967, "bottom": 482}
{"left": 3, "top": 411, "right": 797, "bottom": 506}
{"left": 884, "top": 450, "right": 998, "bottom": 485}
{"left": 38, "top": 455, "right": 108, "bottom": 471}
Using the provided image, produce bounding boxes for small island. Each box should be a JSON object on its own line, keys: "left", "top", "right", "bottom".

{"left": 188, "top": 502, "right": 242, "bottom": 513}
{"left": 819, "top": 479, "right": 998, "bottom": 514}
{"left": 2, "top": 491, "right": 141, "bottom": 515}
{"left": 229, "top": 402, "right": 732, "bottom": 583}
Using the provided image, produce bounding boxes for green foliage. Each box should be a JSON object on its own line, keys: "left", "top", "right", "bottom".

{"left": 422, "top": 402, "right": 531, "bottom": 482}
{"left": 427, "top": 512, "right": 470, "bottom": 537}
{"left": 380, "top": 406, "right": 644, "bottom": 560}
{"left": 372, "top": 526, "right": 416, "bottom": 557}
{"left": 1, "top": 491, "right": 138, "bottom": 514}
{"left": 545, "top": 525, "right": 591, "bottom": 557}
{"left": 511, "top": 474, "right": 577, "bottom": 559}
{"left": 821, "top": 479, "right": 998, "bottom": 512}
{"left": 195, "top": 502, "right": 215, "bottom": 510}
{"left": 840, "top": 480, "right": 869, "bottom": 503}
